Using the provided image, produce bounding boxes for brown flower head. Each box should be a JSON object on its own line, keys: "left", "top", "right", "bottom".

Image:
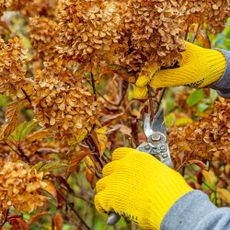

{"left": 29, "top": 16, "right": 59, "bottom": 62}
{"left": 170, "top": 98, "right": 230, "bottom": 167}
{"left": 0, "top": 37, "right": 27, "bottom": 96}
{"left": 5, "top": 0, "right": 58, "bottom": 17}
{"left": 56, "top": 0, "right": 186, "bottom": 74}
{"left": 0, "top": 161, "right": 46, "bottom": 213}
{"left": 55, "top": 0, "right": 230, "bottom": 76}
{"left": 32, "top": 61, "right": 99, "bottom": 143}
{"left": 184, "top": 0, "right": 230, "bottom": 33}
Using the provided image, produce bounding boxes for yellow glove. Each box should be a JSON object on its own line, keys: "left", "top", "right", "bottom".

{"left": 94, "top": 148, "right": 192, "bottom": 230}
{"left": 134, "top": 41, "right": 226, "bottom": 99}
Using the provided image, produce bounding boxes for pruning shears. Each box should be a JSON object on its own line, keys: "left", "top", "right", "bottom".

{"left": 107, "top": 109, "right": 173, "bottom": 225}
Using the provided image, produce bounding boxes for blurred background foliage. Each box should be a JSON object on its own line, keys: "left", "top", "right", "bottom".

{"left": 0, "top": 8, "right": 230, "bottom": 230}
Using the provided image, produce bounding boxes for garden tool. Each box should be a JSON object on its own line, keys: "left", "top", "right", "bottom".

{"left": 107, "top": 109, "right": 173, "bottom": 225}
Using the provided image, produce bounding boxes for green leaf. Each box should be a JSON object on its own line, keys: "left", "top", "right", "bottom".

{"left": 174, "top": 116, "right": 193, "bottom": 126}
{"left": 31, "top": 162, "right": 46, "bottom": 171}
{"left": 165, "top": 113, "right": 175, "bottom": 127}
{"left": 186, "top": 89, "right": 205, "bottom": 106}
{"left": 166, "top": 100, "right": 175, "bottom": 114}
{"left": 0, "top": 94, "right": 9, "bottom": 107}
{"left": 209, "top": 89, "right": 218, "bottom": 105}
{"left": 36, "top": 161, "right": 68, "bottom": 173}
{"left": 12, "top": 120, "right": 37, "bottom": 141}
{"left": 20, "top": 120, "right": 38, "bottom": 140}
{"left": 196, "top": 103, "right": 209, "bottom": 112}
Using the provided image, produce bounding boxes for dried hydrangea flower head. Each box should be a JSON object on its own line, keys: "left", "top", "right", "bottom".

{"left": 29, "top": 16, "right": 59, "bottom": 62}
{"left": 32, "top": 61, "right": 99, "bottom": 143}
{"left": 56, "top": 0, "right": 186, "bottom": 74}
{"left": 184, "top": 0, "right": 230, "bottom": 33}
{"left": 0, "top": 37, "right": 27, "bottom": 96}
{"left": 170, "top": 98, "right": 230, "bottom": 167}
{"left": 5, "top": 0, "right": 58, "bottom": 17}
{"left": 55, "top": 0, "right": 230, "bottom": 76}
{"left": 0, "top": 161, "right": 46, "bottom": 213}
{"left": 0, "top": 1, "right": 4, "bottom": 16}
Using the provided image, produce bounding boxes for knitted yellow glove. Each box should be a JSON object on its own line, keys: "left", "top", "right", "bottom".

{"left": 134, "top": 41, "right": 226, "bottom": 99}
{"left": 95, "top": 148, "right": 192, "bottom": 230}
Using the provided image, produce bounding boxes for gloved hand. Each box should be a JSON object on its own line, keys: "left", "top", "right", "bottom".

{"left": 94, "top": 147, "right": 192, "bottom": 230}
{"left": 134, "top": 41, "right": 226, "bottom": 99}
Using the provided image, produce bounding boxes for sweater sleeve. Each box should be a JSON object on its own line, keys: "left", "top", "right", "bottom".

{"left": 161, "top": 190, "right": 230, "bottom": 230}
{"left": 211, "top": 49, "right": 230, "bottom": 98}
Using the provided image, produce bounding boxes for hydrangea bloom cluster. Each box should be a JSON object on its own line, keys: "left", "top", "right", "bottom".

{"left": 0, "top": 161, "right": 46, "bottom": 213}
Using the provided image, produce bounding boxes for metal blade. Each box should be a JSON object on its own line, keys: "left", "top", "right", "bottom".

{"left": 151, "top": 109, "right": 167, "bottom": 135}
{"left": 144, "top": 113, "right": 154, "bottom": 137}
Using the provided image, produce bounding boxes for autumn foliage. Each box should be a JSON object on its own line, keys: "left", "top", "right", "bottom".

{"left": 0, "top": 1, "right": 229, "bottom": 229}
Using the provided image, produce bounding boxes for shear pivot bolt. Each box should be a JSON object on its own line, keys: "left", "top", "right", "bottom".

{"left": 145, "top": 145, "right": 151, "bottom": 150}
{"left": 151, "top": 134, "right": 161, "bottom": 141}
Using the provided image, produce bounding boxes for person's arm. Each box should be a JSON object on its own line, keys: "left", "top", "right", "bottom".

{"left": 162, "top": 190, "right": 230, "bottom": 230}
{"left": 133, "top": 41, "right": 230, "bottom": 99}
{"left": 211, "top": 49, "right": 230, "bottom": 98}
{"left": 94, "top": 148, "right": 230, "bottom": 230}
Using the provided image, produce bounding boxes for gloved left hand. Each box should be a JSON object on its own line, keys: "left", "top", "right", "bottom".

{"left": 133, "top": 41, "right": 226, "bottom": 98}
{"left": 94, "top": 147, "right": 192, "bottom": 230}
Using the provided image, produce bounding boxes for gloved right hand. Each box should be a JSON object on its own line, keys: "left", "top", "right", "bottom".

{"left": 134, "top": 41, "right": 226, "bottom": 98}
{"left": 95, "top": 147, "right": 193, "bottom": 230}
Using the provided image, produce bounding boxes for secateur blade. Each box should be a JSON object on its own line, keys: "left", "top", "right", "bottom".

{"left": 144, "top": 109, "right": 167, "bottom": 138}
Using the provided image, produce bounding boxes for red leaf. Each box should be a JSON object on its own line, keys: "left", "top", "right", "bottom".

{"left": 66, "top": 149, "right": 90, "bottom": 177}
{"left": 187, "top": 160, "right": 208, "bottom": 170}
{"left": 196, "top": 30, "right": 211, "bottom": 48}
{"left": 8, "top": 216, "right": 29, "bottom": 230}
{"left": 52, "top": 212, "right": 63, "bottom": 230}
{"left": 0, "top": 102, "right": 19, "bottom": 140}
{"left": 28, "top": 211, "right": 49, "bottom": 225}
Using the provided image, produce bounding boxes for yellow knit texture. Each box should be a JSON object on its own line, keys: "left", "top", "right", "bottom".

{"left": 95, "top": 148, "right": 192, "bottom": 229}
{"left": 134, "top": 41, "right": 226, "bottom": 99}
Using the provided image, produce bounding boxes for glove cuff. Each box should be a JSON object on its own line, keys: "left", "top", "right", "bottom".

{"left": 148, "top": 170, "right": 193, "bottom": 229}
{"left": 210, "top": 48, "right": 230, "bottom": 98}
{"left": 198, "top": 49, "right": 226, "bottom": 87}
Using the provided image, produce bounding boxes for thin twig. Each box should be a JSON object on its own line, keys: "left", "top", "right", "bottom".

{"left": 84, "top": 158, "right": 101, "bottom": 179}
{"left": 0, "top": 209, "right": 9, "bottom": 227}
{"left": 21, "top": 88, "right": 32, "bottom": 105}
{"left": 119, "top": 80, "right": 129, "bottom": 106}
{"left": 5, "top": 140, "right": 30, "bottom": 163}
{"left": 17, "top": 143, "right": 30, "bottom": 163}
{"left": 131, "top": 119, "right": 139, "bottom": 147}
{"left": 184, "top": 25, "right": 190, "bottom": 41}
{"left": 97, "top": 91, "right": 122, "bottom": 106}
{"left": 147, "top": 85, "right": 155, "bottom": 121}
{"left": 125, "top": 220, "right": 132, "bottom": 230}
{"left": 190, "top": 23, "right": 200, "bottom": 43}
{"left": 97, "top": 80, "right": 129, "bottom": 106}
{"left": 71, "top": 192, "right": 94, "bottom": 206}
{"left": 89, "top": 72, "right": 97, "bottom": 101}
{"left": 154, "top": 88, "right": 167, "bottom": 114}
{"left": 57, "top": 190, "right": 92, "bottom": 230}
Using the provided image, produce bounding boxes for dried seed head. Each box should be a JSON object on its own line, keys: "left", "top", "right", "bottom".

{"left": 170, "top": 98, "right": 230, "bottom": 167}
{"left": 54, "top": 0, "right": 230, "bottom": 75}
{"left": 32, "top": 61, "right": 99, "bottom": 143}
{"left": 29, "top": 16, "right": 59, "bottom": 62}
{"left": 5, "top": 0, "right": 58, "bottom": 17}
{"left": 55, "top": 0, "right": 187, "bottom": 74}
{"left": 0, "top": 161, "right": 46, "bottom": 213}
{"left": 0, "top": 37, "right": 27, "bottom": 96}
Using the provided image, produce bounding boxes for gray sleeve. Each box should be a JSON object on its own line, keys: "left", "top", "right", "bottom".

{"left": 161, "top": 190, "right": 230, "bottom": 230}
{"left": 211, "top": 49, "right": 230, "bottom": 98}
